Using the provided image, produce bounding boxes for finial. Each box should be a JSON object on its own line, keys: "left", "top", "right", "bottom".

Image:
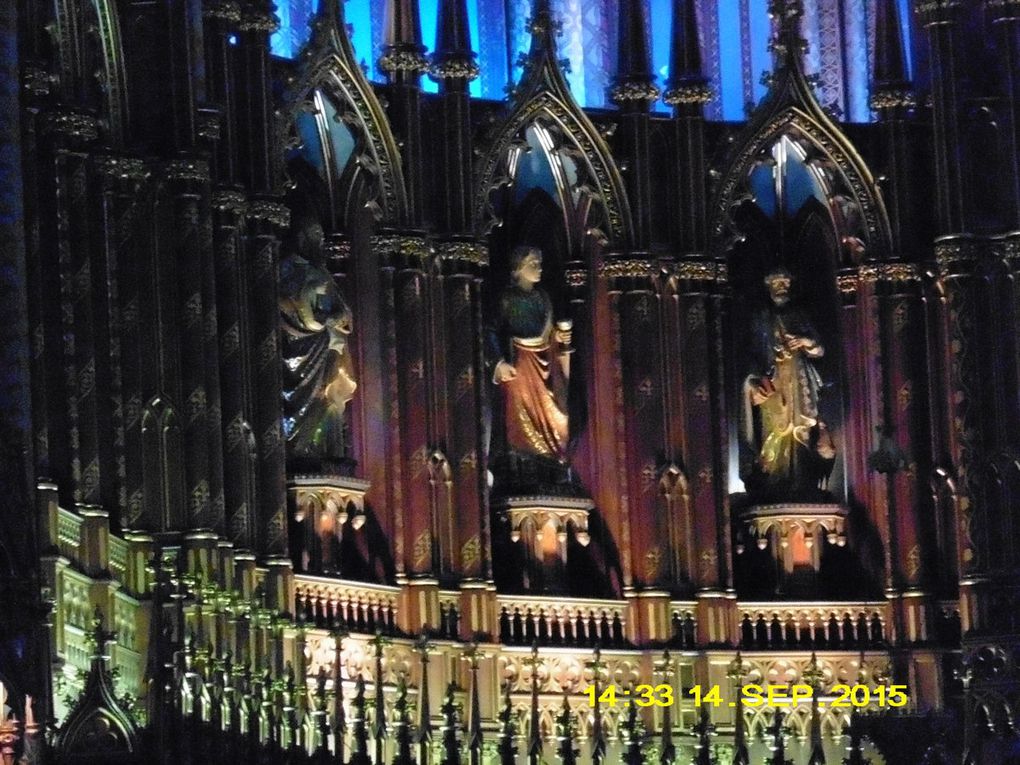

{"left": 664, "top": 0, "right": 712, "bottom": 106}
{"left": 393, "top": 675, "right": 415, "bottom": 765}
{"left": 497, "top": 682, "right": 518, "bottom": 765}
{"left": 870, "top": 0, "right": 915, "bottom": 111}
{"left": 430, "top": 0, "right": 480, "bottom": 83}
{"left": 380, "top": 0, "right": 428, "bottom": 77}
{"left": 768, "top": 0, "right": 808, "bottom": 70}
{"left": 556, "top": 693, "right": 578, "bottom": 764}
{"left": 611, "top": 0, "right": 660, "bottom": 107}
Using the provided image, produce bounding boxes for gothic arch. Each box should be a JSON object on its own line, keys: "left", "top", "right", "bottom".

{"left": 279, "top": 0, "right": 409, "bottom": 228}
{"left": 709, "top": 17, "right": 892, "bottom": 265}
{"left": 472, "top": 15, "right": 632, "bottom": 251}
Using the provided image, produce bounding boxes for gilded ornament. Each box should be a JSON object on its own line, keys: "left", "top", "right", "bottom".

{"left": 22, "top": 65, "right": 53, "bottom": 97}
{"left": 429, "top": 56, "right": 481, "bottom": 82}
{"left": 165, "top": 158, "right": 210, "bottom": 183}
{"left": 435, "top": 241, "right": 489, "bottom": 267}
{"left": 378, "top": 46, "right": 429, "bottom": 74}
{"left": 598, "top": 259, "right": 657, "bottom": 280}
{"left": 869, "top": 89, "right": 917, "bottom": 111}
{"left": 662, "top": 83, "right": 714, "bottom": 107}
{"left": 564, "top": 269, "right": 587, "bottom": 287}
{"left": 41, "top": 110, "right": 99, "bottom": 142}
{"left": 673, "top": 261, "right": 728, "bottom": 282}
{"left": 203, "top": 0, "right": 242, "bottom": 22}
{"left": 371, "top": 234, "right": 432, "bottom": 264}
{"left": 247, "top": 200, "right": 291, "bottom": 228}
{"left": 858, "top": 263, "right": 922, "bottom": 283}
{"left": 212, "top": 190, "right": 247, "bottom": 215}
{"left": 237, "top": 9, "right": 278, "bottom": 33}
{"left": 609, "top": 80, "right": 661, "bottom": 106}
{"left": 93, "top": 156, "right": 149, "bottom": 182}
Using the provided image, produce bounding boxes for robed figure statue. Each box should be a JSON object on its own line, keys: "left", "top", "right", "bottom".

{"left": 487, "top": 247, "right": 573, "bottom": 470}
{"left": 742, "top": 269, "right": 835, "bottom": 499}
{"left": 279, "top": 215, "right": 357, "bottom": 472}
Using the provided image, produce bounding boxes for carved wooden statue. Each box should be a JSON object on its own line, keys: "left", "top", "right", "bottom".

{"left": 742, "top": 269, "right": 835, "bottom": 499}
{"left": 280, "top": 214, "right": 356, "bottom": 471}
{"left": 487, "top": 246, "right": 573, "bottom": 465}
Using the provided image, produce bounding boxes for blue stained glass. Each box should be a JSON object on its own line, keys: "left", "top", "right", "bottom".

{"left": 267, "top": 0, "right": 894, "bottom": 122}
{"left": 896, "top": 0, "right": 914, "bottom": 80}
{"left": 650, "top": 0, "right": 671, "bottom": 113}
{"left": 748, "top": 0, "right": 769, "bottom": 106}
{"left": 421, "top": 0, "right": 440, "bottom": 93}
{"left": 717, "top": 0, "right": 743, "bottom": 120}
{"left": 346, "top": 0, "right": 377, "bottom": 79}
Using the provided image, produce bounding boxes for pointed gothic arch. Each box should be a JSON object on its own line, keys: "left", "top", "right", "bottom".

{"left": 472, "top": 14, "right": 633, "bottom": 251}
{"left": 709, "top": 13, "right": 892, "bottom": 264}
{"left": 280, "top": 1, "right": 409, "bottom": 229}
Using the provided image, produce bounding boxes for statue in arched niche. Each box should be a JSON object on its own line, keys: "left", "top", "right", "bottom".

{"left": 279, "top": 212, "right": 357, "bottom": 472}
{"left": 742, "top": 268, "right": 836, "bottom": 499}
{"left": 486, "top": 246, "right": 574, "bottom": 481}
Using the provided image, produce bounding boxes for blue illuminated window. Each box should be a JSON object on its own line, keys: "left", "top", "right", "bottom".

{"left": 267, "top": 0, "right": 914, "bottom": 123}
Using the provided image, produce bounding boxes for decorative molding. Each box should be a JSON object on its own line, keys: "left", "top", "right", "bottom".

{"left": 869, "top": 89, "right": 918, "bottom": 111}
{"left": 196, "top": 110, "right": 222, "bottom": 141}
{"left": 434, "top": 241, "right": 489, "bottom": 267}
{"left": 428, "top": 56, "right": 481, "bottom": 82}
{"left": 598, "top": 258, "right": 658, "bottom": 280}
{"left": 837, "top": 274, "right": 859, "bottom": 294}
{"left": 858, "top": 263, "right": 923, "bottom": 283}
{"left": 93, "top": 156, "right": 149, "bottom": 182}
{"left": 41, "top": 110, "right": 100, "bottom": 142}
{"left": 672, "top": 261, "right": 729, "bottom": 283}
{"left": 212, "top": 190, "right": 248, "bottom": 215}
{"left": 203, "top": 0, "right": 242, "bottom": 22}
{"left": 371, "top": 234, "right": 432, "bottom": 264}
{"left": 609, "top": 80, "right": 661, "bottom": 106}
{"left": 247, "top": 200, "right": 291, "bottom": 228}
{"left": 662, "top": 83, "right": 714, "bottom": 107}
{"left": 378, "top": 46, "right": 429, "bottom": 75}
{"left": 164, "top": 158, "right": 210, "bottom": 183}
{"left": 22, "top": 65, "right": 53, "bottom": 97}
{"left": 237, "top": 8, "right": 278, "bottom": 33}
{"left": 934, "top": 236, "right": 982, "bottom": 279}
{"left": 564, "top": 269, "right": 587, "bottom": 288}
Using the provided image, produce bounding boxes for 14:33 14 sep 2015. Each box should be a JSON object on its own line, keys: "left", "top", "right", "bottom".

{"left": 584, "top": 683, "right": 909, "bottom": 709}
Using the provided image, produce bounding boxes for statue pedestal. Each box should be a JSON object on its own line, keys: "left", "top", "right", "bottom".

{"left": 498, "top": 495, "right": 593, "bottom": 594}
{"left": 288, "top": 475, "right": 370, "bottom": 575}
{"left": 736, "top": 503, "right": 847, "bottom": 587}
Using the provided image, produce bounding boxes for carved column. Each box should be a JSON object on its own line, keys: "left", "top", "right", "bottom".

{"left": 934, "top": 237, "right": 986, "bottom": 631}
{"left": 213, "top": 190, "right": 257, "bottom": 549}
{"left": 245, "top": 200, "right": 290, "bottom": 556}
{"left": 202, "top": 0, "right": 241, "bottom": 182}
{"left": 233, "top": 2, "right": 278, "bottom": 194}
{"left": 435, "top": 243, "right": 489, "bottom": 584}
{"left": 869, "top": 265, "right": 933, "bottom": 642}
{"left": 166, "top": 158, "right": 216, "bottom": 531}
{"left": 914, "top": 0, "right": 966, "bottom": 233}
{"left": 838, "top": 270, "right": 893, "bottom": 591}
{"left": 987, "top": 0, "right": 1020, "bottom": 227}
{"left": 601, "top": 259, "right": 669, "bottom": 594}
{"left": 41, "top": 112, "right": 103, "bottom": 509}
{"left": 379, "top": 235, "right": 434, "bottom": 575}
{"left": 670, "top": 262, "right": 734, "bottom": 644}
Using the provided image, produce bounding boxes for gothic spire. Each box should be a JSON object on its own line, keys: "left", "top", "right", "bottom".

{"left": 380, "top": 0, "right": 428, "bottom": 78}
{"left": 431, "top": 0, "right": 479, "bottom": 82}
{"left": 664, "top": 0, "right": 711, "bottom": 106}
{"left": 768, "top": 0, "right": 808, "bottom": 73}
{"left": 874, "top": 0, "right": 909, "bottom": 89}
{"left": 611, "top": 0, "right": 659, "bottom": 107}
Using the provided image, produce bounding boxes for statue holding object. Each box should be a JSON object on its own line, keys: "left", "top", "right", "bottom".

{"left": 742, "top": 268, "right": 835, "bottom": 500}
{"left": 486, "top": 246, "right": 574, "bottom": 477}
{"left": 279, "top": 213, "right": 357, "bottom": 473}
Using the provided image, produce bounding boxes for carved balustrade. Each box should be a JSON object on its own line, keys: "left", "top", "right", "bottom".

{"left": 738, "top": 601, "right": 888, "bottom": 650}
